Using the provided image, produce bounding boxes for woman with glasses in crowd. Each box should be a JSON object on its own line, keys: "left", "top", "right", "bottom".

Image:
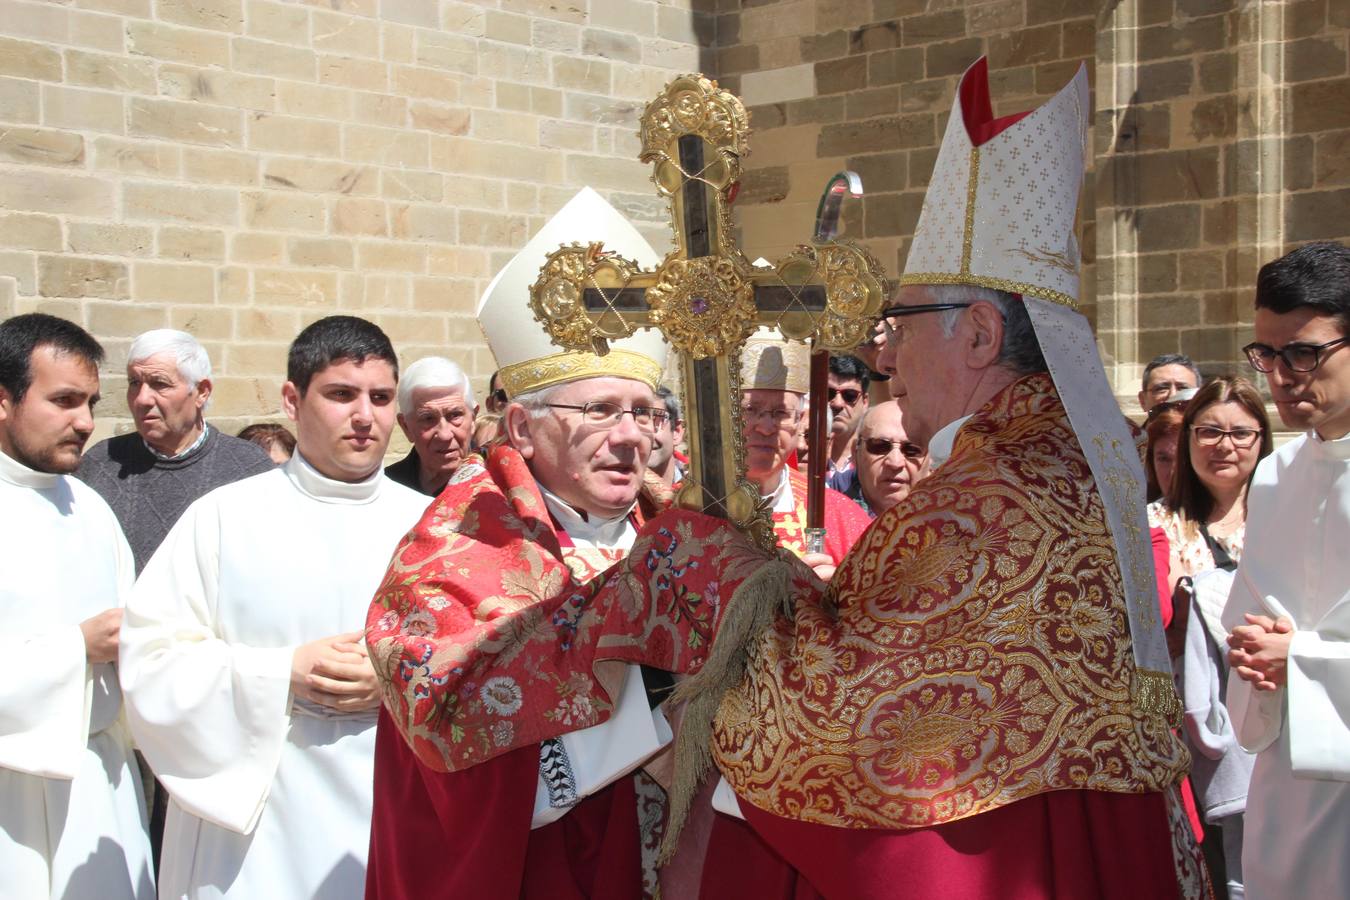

{"left": 1148, "top": 375, "right": 1272, "bottom": 586}
{"left": 1148, "top": 374, "right": 1273, "bottom": 900}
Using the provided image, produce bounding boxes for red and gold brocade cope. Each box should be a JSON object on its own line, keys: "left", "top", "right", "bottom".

{"left": 366, "top": 443, "right": 788, "bottom": 772}
{"left": 710, "top": 373, "right": 1189, "bottom": 830}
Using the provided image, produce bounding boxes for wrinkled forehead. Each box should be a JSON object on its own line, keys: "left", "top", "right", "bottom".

{"left": 410, "top": 384, "right": 469, "bottom": 409}
{"left": 741, "top": 388, "right": 802, "bottom": 409}
{"left": 126, "top": 351, "right": 182, "bottom": 378}
{"left": 1146, "top": 364, "right": 1197, "bottom": 387}
{"left": 552, "top": 375, "right": 656, "bottom": 405}
{"left": 861, "top": 404, "right": 910, "bottom": 440}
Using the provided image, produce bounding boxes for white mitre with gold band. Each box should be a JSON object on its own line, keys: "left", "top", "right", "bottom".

{"left": 904, "top": 58, "right": 1179, "bottom": 717}
{"left": 477, "top": 186, "right": 667, "bottom": 399}
{"left": 740, "top": 332, "right": 810, "bottom": 394}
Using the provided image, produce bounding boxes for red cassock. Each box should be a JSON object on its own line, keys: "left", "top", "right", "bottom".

{"left": 365, "top": 447, "right": 653, "bottom": 900}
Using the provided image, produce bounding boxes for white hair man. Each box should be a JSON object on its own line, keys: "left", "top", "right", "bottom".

{"left": 78, "top": 329, "right": 273, "bottom": 573}
{"left": 0, "top": 313, "right": 153, "bottom": 898}
{"left": 385, "top": 356, "right": 478, "bottom": 496}
{"left": 365, "top": 188, "right": 675, "bottom": 899}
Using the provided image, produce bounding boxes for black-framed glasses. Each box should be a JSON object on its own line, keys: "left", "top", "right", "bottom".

{"left": 546, "top": 401, "right": 668, "bottom": 430}
{"left": 827, "top": 387, "right": 863, "bottom": 405}
{"left": 1190, "top": 425, "right": 1263, "bottom": 449}
{"left": 878, "top": 302, "right": 975, "bottom": 341}
{"left": 1243, "top": 336, "right": 1349, "bottom": 373}
{"left": 1146, "top": 397, "right": 1192, "bottom": 422}
{"left": 861, "top": 437, "right": 925, "bottom": 459}
{"left": 489, "top": 388, "right": 508, "bottom": 407}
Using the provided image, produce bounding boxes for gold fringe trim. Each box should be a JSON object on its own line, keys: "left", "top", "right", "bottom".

{"left": 1134, "top": 668, "right": 1183, "bottom": 728}
{"left": 656, "top": 553, "right": 794, "bottom": 866}
{"left": 898, "top": 271, "right": 1081, "bottom": 313}
{"left": 499, "top": 349, "right": 663, "bottom": 399}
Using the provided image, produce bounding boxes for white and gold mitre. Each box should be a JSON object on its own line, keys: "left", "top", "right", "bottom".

{"left": 477, "top": 187, "right": 668, "bottom": 399}
{"left": 901, "top": 56, "right": 1088, "bottom": 311}
{"left": 740, "top": 332, "right": 810, "bottom": 394}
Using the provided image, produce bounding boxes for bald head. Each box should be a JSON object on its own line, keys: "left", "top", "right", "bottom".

{"left": 853, "top": 400, "right": 928, "bottom": 514}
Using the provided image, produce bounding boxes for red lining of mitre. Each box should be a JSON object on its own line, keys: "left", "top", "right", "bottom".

{"left": 960, "top": 57, "right": 1033, "bottom": 147}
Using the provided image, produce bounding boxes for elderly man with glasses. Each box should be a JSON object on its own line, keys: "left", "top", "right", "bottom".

{"left": 832, "top": 399, "right": 929, "bottom": 517}
{"left": 364, "top": 188, "right": 677, "bottom": 900}
{"left": 1221, "top": 241, "right": 1350, "bottom": 900}
{"left": 739, "top": 335, "right": 872, "bottom": 577}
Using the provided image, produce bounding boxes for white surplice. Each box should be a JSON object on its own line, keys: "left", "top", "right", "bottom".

{"left": 119, "top": 453, "right": 427, "bottom": 899}
{"left": 530, "top": 489, "right": 672, "bottom": 829}
{"left": 1222, "top": 429, "right": 1350, "bottom": 899}
{"left": 0, "top": 448, "right": 154, "bottom": 899}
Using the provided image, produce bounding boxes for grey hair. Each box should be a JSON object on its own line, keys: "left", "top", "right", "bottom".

{"left": 397, "top": 356, "right": 475, "bottom": 416}
{"left": 512, "top": 383, "right": 565, "bottom": 420}
{"left": 128, "top": 328, "right": 211, "bottom": 389}
{"left": 932, "top": 284, "right": 1047, "bottom": 376}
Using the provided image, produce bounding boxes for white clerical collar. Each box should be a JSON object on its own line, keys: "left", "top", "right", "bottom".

{"left": 761, "top": 467, "right": 795, "bottom": 514}
{"left": 927, "top": 414, "right": 974, "bottom": 469}
{"left": 285, "top": 451, "right": 383, "bottom": 504}
{"left": 0, "top": 445, "right": 62, "bottom": 490}
{"left": 1310, "top": 428, "right": 1350, "bottom": 461}
{"left": 538, "top": 485, "right": 634, "bottom": 549}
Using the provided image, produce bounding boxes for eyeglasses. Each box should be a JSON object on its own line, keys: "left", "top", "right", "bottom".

{"left": 861, "top": 437, "right": 925, "bottom": 459}
{"left": 878, "top": 302, "right": 975, "bottom": 342}
{"left": 489, "top": 388, "right": 508, "bottom": 407}
{"left": 827, "top": 387, "right": 863, "bottom": 405}
{"left": 1146, "top": 381, "right": 1194, "bottom": 397}
{"left": 546, "top": 401, "right": 669, "bottom": 430}
{"left": 1243, "top": 336, "right": 1349, "bottom": 373}
{"left": 740, "top": 404, "right": 800, "bottom": 427}
{"left": 1190, "top": 425, "right": 1262, "bottom": 449}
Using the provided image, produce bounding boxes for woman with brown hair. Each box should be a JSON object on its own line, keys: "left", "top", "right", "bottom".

{"left": 1148, "top": 375, "right": 1273, "bottom": 588}
{"left": 1145, "top": 399, "right": 1189, "bottom": 503}
{"left": 1148, "top": 374, "right": 1273, "bottom": 900}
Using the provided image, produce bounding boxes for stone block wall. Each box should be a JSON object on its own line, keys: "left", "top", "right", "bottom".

{"left": 3, "top": 0, "right": 1348, "bottom": 436}
{"left": 714, "top": 0, "right": 1350, "bottom": 407}
{"left": 0, "top": 0, "right": 710, "bottom": 441}
{"left": 1098, "top": 0, "right": 1350, "bottom": 396}
{"left": 712, "top": 0, "right": 1098, "bottom": 309}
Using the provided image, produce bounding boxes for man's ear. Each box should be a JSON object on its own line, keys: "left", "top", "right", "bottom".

{"left": 194, "top": 377, "right": 212, "bottom": 410}
{"left": 0, "top": 385, "right": 12, "bottom": 425}
{"left": 965, "top": 302, "right": 1006, "bottom": 369}
{"left": 504, "top": 403, "right": 534, "bottom": 459}
{"left": 672, "top": 420, "right": 685, "bottom": 444}
{"left": 1137, "top": 390, "right": 1148, "bottom": 411}
{"left": 280, "top": 382, "right": 301, "bottom": 423}
{"left": 395, "top": 412, "right": 414, "bottom": 443}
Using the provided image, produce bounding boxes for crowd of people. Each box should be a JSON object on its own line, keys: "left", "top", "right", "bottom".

{"left": 1, "top": 57, "right": 1347, "bottom": 900}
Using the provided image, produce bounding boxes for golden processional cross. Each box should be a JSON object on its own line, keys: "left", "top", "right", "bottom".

{"left": 529, "top": 74, "right": 886, "bottom": 550}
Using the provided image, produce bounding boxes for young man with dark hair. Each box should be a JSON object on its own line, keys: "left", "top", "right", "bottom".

{"left": 118, "top": 315, "right": 425, "bottom": 899}
{"left": 1223, "top": 240, "right": 1350, "bottom": 899}
{"left": 0, "top": 313, "right": 154, "bottom": 899}
{"left": 1139, "top": 352, "right": 1202, "bottom": 414}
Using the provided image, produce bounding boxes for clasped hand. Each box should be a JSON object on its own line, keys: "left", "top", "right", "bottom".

{"left": 1227, "top": 613, "right": 1294, "bottom": 692}
{"left": 291, "top": 631, "right": 382, "bottom": 712}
